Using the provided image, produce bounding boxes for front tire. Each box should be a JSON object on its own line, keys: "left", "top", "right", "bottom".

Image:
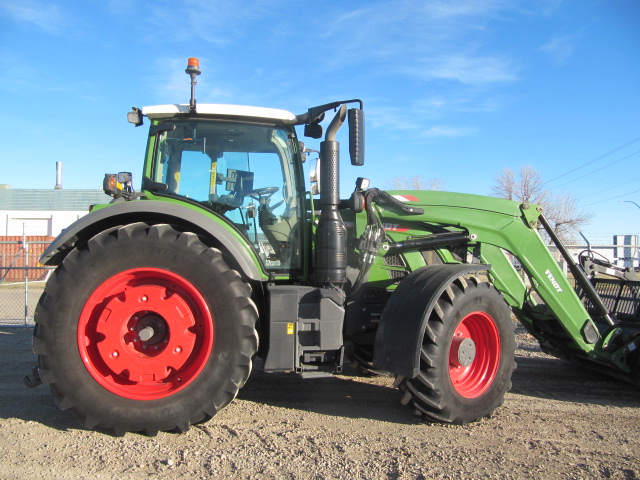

{"left": 397, "top": 276, "right": 515, "bottom": 424}
{"left": 34, "top": 223, "right": 258, "bottom": 435}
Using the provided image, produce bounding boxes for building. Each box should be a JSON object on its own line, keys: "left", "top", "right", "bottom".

{"left": 0, "top": 188, "right": 112, "bottom": 237}
{"left": 613, "top": 234, "right": 640, "bottom": 269}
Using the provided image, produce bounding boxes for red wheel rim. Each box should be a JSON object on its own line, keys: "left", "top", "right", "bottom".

{"left": 77, "top": 268, "right": 214, "bottom": 400}
{"left": 448, "top": 311, "right": 500, "bottom": 398}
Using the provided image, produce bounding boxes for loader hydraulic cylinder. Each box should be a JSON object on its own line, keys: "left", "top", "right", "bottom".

{"left": 539, "top": 215, "right": 615, "bottom": 326}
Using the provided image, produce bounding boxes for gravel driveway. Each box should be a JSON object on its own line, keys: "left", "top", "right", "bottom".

{"left": 1, "top": 326, "right": 638, "bottom": 479}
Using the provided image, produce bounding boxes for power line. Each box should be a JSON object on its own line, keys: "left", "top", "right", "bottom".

{"left": 554, "top": 150, "right": 640, "bottom": 188}
{"left": 543, "top": 135, "right": 640, "bottom": 186}
{"left": 580, "top": 187, "right": 640, "bottom": 207}
{"left": 579, "top": 176, "right": 640, "bottom": 199}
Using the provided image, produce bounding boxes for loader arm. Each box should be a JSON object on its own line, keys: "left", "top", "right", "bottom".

{"left": 380, "top": 191, "right": 602, "bottom": 357}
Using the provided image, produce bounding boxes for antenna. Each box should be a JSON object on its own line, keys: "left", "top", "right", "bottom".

{"left": 185, "top": 57, "right": 201, "bottom": 114}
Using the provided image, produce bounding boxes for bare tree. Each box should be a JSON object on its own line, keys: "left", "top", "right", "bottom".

{"left": 491, "top": 165, "right": 590, "bottom": 244}
{"left": 543, "top": 192, "right": 592, "bottom": 243}
{"left": 387, "top": 175, "right": 444, "bottom": 191}
{"left": 490, "top": 165, "right": 548, "bottom": 205}
{"left": 491, "top": 167, "right": 516, "bottom": 200}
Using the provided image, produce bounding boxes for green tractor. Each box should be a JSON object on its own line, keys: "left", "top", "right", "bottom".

{"left": 28, "top": 58, "right": 640, "bottom": 435}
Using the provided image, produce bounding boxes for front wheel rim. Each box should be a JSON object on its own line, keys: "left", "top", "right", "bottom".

{"left": 448, "top": 311, "right": 501, "bottom": 398}
{"left": 77, "top": 268, "right": 214, "bottom": 400}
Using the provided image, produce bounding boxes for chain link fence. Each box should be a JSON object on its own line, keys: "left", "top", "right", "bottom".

{"left": 1, "top": 240, "right": 53, "bottom": 326}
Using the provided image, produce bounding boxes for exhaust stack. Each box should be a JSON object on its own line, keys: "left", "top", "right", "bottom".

{"left": 315, "top": 105, "right": 348, "bottom": 287}
{"left": 55, "top": 162, "right": 62, "bottom": 190}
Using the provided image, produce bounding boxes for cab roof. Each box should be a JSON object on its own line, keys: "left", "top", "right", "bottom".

{"left": 142, "top": 104, "right": 298, "bottom": 124}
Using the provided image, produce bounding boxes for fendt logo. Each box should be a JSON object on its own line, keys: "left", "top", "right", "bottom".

{"left": 545, "top": 269, "right": 563, "bottom": 293}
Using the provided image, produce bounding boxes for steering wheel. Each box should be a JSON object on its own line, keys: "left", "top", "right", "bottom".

{"left": 248, "top": 187, "right": 283, "bottom": 212}
{"left": 248, "top": 187, "right": 279, "bottom": 200}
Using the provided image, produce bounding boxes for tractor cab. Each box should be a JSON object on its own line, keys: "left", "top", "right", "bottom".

{"left": 141, "top": 108, "right": 306, "bottom": 274}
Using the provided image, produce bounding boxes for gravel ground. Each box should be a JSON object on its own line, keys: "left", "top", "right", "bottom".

{"left": 1, "top": 325, "right": 639, "bottom": 480}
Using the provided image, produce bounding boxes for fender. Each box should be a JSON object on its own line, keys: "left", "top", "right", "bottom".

{"left": 373, "top": 263, "right": 490, "bottom": 378}
{"left": 40, "top": 200, "right": 265, "bottom": 281}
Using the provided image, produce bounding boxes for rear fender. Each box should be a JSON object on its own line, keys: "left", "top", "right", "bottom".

{"left": 373, "top": 264, "right": 490, "bottom": 378}
{"left": 40, "top": 201, "right": 265, "bottom": 281}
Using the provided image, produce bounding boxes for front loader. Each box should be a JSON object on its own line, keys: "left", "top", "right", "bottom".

{"left": 27, "top": 58, "right": 640, "bottom": 435}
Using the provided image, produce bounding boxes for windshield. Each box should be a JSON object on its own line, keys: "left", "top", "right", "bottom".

{"left": 151, "top": 119, "right": 303, "bottom": 273}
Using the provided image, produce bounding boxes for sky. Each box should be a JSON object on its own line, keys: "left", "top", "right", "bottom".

{"left": 0, "top": 0, "right": 639, "bottom": 243}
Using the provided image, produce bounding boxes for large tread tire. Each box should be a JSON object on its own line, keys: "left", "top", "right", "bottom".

{"left": 397, "top": 276, "right": 515, "bottom": 424}
{"left": 33, "top": 222, "right": 258, "bottom": 435}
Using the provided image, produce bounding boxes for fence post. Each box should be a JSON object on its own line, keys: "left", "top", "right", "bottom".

{"left": 24, "top": 239, "right": 29, "bottom": 325}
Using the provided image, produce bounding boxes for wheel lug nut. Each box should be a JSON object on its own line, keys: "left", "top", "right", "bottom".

{"left": 175, "top": 347, "right": 182, "bottom": 354}
{"left": 111, "top": 351, "right": 119, "bottom": 358}
{"left": 141, "top": 296, "right": 148, "bottom": 302}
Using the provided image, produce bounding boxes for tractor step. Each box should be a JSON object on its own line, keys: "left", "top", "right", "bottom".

{"left": 264, "top": 285, "right": 346, "bottom": 376}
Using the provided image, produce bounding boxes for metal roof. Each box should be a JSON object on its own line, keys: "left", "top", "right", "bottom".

{"left": 0, "top": 189, "right": 112, "bottom": 211}
{"left": 142, "top": 103, "right": 298, "bottom": 123}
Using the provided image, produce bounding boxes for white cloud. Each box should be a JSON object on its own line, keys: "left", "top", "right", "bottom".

{"left": 146, "top": 0, "right": 272, "bottom": 46}
{"left": 0, "top": 1, "right": 69, "bottom": 36}
{"left": 423, "top": 0, "right": 506, "bottom": 19}
{"left": 319, "top": 0, "right": 522, "bottom": 86}
{"left": 422, "top": 125, "right": 477, "bottom": 138}
{"left": 365, "top": 101, "right": 478, "bottom": 142}
{"left": 415, "top": 93, "right": 506, "bottom": 116}
{"left": 104, "top": 0, "right": 138, "bottom": 16}
{"left": 540, "top": 34, "right": 577, "bottom": 65}
{"left": 408, "top": 54, "right": 518, "bottom": 84}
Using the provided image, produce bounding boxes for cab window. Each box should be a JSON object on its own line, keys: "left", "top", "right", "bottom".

{"left": 152, "top": 120, "right": 302, "bottom": 272}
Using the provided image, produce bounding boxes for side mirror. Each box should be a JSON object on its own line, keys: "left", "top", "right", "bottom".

{"left": 348, "top": 108, "right": 364, "bottom": 166}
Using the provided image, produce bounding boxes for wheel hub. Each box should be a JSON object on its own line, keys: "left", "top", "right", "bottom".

{"left": 451, "top": 336, "right": 476, "bottom": 367}
{"left": 134, "top": 313, "right": 167, "bottom": 345}
{"left": 448, "top": 311, "right": 501, "bottom": 398}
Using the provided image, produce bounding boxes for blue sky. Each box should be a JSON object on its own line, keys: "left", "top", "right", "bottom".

{"left": 1, "top": 0, "right": 638, "bottom": 241}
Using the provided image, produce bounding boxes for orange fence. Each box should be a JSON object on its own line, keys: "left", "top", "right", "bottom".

{"left": 0, "top": 237, "right": 54, "bottom": 282}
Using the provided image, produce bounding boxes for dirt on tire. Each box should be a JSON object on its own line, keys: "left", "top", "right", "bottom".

{"left": 1, "top": 325, "right": 639, "bottom": 479}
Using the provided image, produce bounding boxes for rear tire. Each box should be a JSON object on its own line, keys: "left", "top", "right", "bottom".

{"left": 34, "top": 223, "right": 258, "bottom": 435}
{"left": 397, "top": 276, "right": 515, "bottom": 424}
